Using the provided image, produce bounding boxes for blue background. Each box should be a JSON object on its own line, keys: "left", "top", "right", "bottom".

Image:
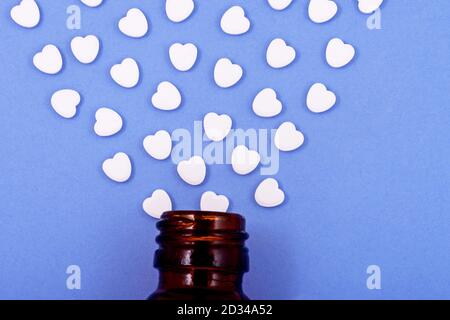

{"left": 0, "top": 0, "right": 449, "bottom": 299}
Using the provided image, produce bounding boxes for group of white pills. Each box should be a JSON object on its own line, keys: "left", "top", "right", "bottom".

{"left": 10, "top": 0, "right": 383, "bottom": 218}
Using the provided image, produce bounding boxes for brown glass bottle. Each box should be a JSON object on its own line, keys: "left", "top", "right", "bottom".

{"left": 148, "top": 210, "right": 249, "bottom": 300}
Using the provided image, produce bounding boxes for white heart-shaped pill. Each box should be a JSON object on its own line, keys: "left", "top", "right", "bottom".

{"left": 143, "top": 130, "right": 172, "bottom": 160}
{"left": 10, "top": 0, "right": 40, "bottom": 28}
{"left": 177, "top": 156, "right": 206, "bottom": 186}
{"left": 151, "top": 81, "right": 182, "bottom": 111}
{"left": 94, "top": 107, "right": 123, "bottom": 137}
{"left": 80, "top": 0, "right": 103, "bottom": 7}
{"left": 203, "top": 112, "right": 232, "bottom": 142}
{"left": 255, "top": 178, "right": 285, "bottom": 208}
{"left": 118, "top": 8, "right": 149, "bottom": 38}
{"left": 165, "top": 0, "right": 194, "bottom": 23}
{"left": 306, "top": 83, "right": 336, "bottom": 113}
{"left": 326, "top": 38, "right": 355, "bottom": 68}
{"left": 214, "top": 58, "right": 243, "bottom": 88}
{"left": 200, "top": 191, "right": 229, "bottom": 212}
{"left": 143, "top": 189, "right": 172, "bottom": 219}
{"left": 267, "top": 0, "right": 293, "bottom": 10}
{"left": 102, "top": 152, "right": 132, "bottom": 183}
{"left": 33, "top": 44, "right": 63, "bottom": 75}
{"left": 110, "top": 58, "right": 140, "bottom": 88}
{"left": 266, "top": 38, "right": 296, "bottom": 69}
{"left": 252, "top": 88, "right": 282, "bottom": 118}
{"left": 358, "top": 0, "right": 383, "bottom": 14}
{"left": 169, "top": 43, "right": 198, "bottom": 71}
{"left": 274, "top": 121, "right": 304, "bottom": 152}
{"left": 70, "top": 35, "right": 100, "bottom": 64}
{"left": 220, "top": 6, "right": 250, "bottom": 35}
{"left": 51, "top": 89, "right": 81, "bottom": 119}
{"left": 231, "top": 145, "right": 260, "bottom": 175}
{"left": 308, "top": 0, "right": 338, "bottom": 23}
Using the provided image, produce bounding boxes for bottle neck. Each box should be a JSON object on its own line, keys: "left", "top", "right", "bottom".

{"left": 151, "top": 211, "right": 249, "bottom": 299}
{"left": 153, "top": 244, "right": 248, "bottom": 293}
{"left": 156, "top": 268, "right": 244, "bottom": 292}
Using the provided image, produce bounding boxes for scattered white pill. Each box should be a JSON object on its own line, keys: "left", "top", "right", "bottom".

{"left": 10, "top": 0, "right": 40, "bottom": 28}
{"left": 357, "top": 0, "right": 383, "bottom": 14}
{"left": 266, "top": 38, "right": 296, "bottom": 69}
{"left": 220, "top": 6, "right": 250, "bottom": 35}
{"left": 71, "top": 35, "right": 100, "bottom": 64}
{"left": 267, "top": 0, "right": 293, "bottom": 11}
{"left": 50, "top": 89, "right": 81, "bottom": 119}
{"left": 231, "top": 145, "right": 260, "bottom": 175}
{"left": 203, "top": 112, "right": 232, "bottom": 142}
{"left": 177, "top": 156, "right": 206, "bottom": 186}
{"left": 94, "top": 107, "right": 123, "bottom": 137}
{"left": 200, "top": 191, "right": 229, "bottom": 212}
{"left": 306, "top": 83, "right": 336, "bottom": 113}
{"left": 255, "top": 178, "right": 285, "bottom": 208}
{"left": 165, "top": 0, "right": 194, "bottom": 23}
{"left": 214, "top": 58, "right": 243, "bottom": 88}
{"left": 118, "top": 8, "right": 149, "bottom": 38}
{"left": 308, "top": 0, "right": 338, "bottom": 24}
{"left": 80, "top": 0, "right": 103, "bottom": 7}
{"left": 110, "top": 58, "right": 140, "bottom": 88}
{"left": 252, "top": 88, "right": 283, "bottom": 118}
{"left": 169, "top": 43, "right": 198, "bottom": 71}
{"left": 151, "top": 81, "right": 182, "bottom": 111}
{"left": 33, "top": 44, "right": 63, "bottom": 75}
{"left": 274, "top": 121, "right": 305, "bottom": 152}
{"left": 102, "top": 152, "right": 132, "bottom": 183}
{"left": 143, "top": 130, "right": 172, "bottom": 160}
{"left": 326, "top": 38, "right": 355, "bottom": 68}
{"left": 143, "top": 189, "right": 172, "bottom": 219}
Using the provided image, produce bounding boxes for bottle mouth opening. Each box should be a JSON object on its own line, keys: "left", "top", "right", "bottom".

{"left": 162, "top": 210, "right": 242, "bottom": 216}
{"left": 157, "top": 210, "right": 247, "bottom": 235}
{"left": 154, "top": 211, "right": 249, "bottom": 272}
